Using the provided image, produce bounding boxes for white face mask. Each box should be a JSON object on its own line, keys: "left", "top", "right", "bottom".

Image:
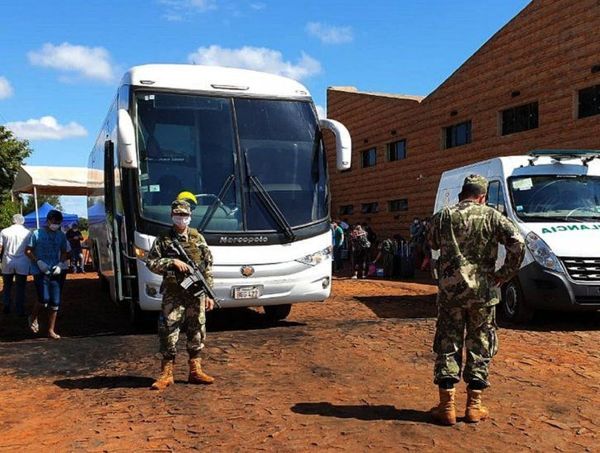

{"left": 48, "top": 223, "right": 61, "bottom": 231}
{"left": 172, "top": 215, "right": 191, "bottom": 228}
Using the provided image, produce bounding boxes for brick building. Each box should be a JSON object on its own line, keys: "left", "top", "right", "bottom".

{"left": 326, "top": 0, "right": 600, "bottom": 239}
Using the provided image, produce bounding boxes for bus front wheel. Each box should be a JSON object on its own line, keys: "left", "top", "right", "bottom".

{"left": 263, "top": 304, "right": 292, "bottom": 321}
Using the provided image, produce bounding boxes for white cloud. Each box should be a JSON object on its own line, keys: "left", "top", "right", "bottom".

{"left": 306, "top": 22, "right": 353, "bottom": 44}
{"left": 250, "top": 2, "right": 266, "bottom": 10}
{"left": 0, "top": 77, "right": 13, "bottom": 99}
{"left": 159, "top": 0, "right": 217, "bottom": 20}
{"left": 5, "top": 116, "right": 87, "bottom": 140}
{"left": 188, "top": 45, "right": 321, "bottom": 81}
{"left": 28, "top": 42, "right": 116, "bottom": 82}
{"left": 315, "top": 105, "right": 326, "bottom": 119}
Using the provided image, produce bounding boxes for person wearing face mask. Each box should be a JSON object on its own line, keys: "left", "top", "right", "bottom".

{"left": 146, "top": 199, "right": 216, "bottom": 390}
{"left": 25, "top": 210, "right": 69, "bottom": 339}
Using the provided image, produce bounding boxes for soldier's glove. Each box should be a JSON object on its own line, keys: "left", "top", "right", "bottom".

{"left": 51, "top": 265, "right": 62, "bottom": 276}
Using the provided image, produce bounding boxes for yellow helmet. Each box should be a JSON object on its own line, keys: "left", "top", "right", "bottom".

{"left": 177, "top": 191, "right": 198, "bottom": 207}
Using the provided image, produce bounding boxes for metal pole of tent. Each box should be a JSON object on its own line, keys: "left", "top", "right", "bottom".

{"left": 33, "top": 186, "right": 40, "bottom": 229}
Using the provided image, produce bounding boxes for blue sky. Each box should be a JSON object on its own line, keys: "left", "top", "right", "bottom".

{"left": 0, "top": 0, "right": 530, "bottom": 217}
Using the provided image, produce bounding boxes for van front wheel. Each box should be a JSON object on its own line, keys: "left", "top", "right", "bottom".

{"left": 501, "top": 279, "right": 533, "bottom": 324}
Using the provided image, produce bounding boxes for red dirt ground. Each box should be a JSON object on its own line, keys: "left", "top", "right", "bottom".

{"left": 0, "top": 272, "right": 598, "bottom": 451}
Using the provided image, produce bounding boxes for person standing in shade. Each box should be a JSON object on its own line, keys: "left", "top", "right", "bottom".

{"left": 331, "top": 220, "right": 344, "bottom": 273}
{"left": 146, "top": 199, "right": 216, "bottom": 390}
{"left": 428, "top": 175, "right": 524, "bottom": 425}
{"left": 349, "top": 224, "right": 370, "bottom": 279}
{"left": 0, "top": 214, "right": 32, "bottom": 316}
{"left": 25, "top": 210, "right": 69, "bottom": 339}
{"left": 372, "top": 234, "right": 401, "bottom": 279}
{"left": 66, "top": 223, "right": 84, "bottom": 273}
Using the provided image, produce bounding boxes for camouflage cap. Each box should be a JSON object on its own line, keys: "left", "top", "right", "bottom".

{"left": 462, "top": 174, "right": 488, "bottom": 192}
{"left": 171, "top": 199, "right": 192, "bottom": 215}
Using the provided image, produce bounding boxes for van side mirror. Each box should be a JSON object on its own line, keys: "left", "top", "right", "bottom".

{"left": 320, "top": 118, "right": 352, "bottom": 171}
{"left": 117, "top": 109, "right": 138, "bottom": 169}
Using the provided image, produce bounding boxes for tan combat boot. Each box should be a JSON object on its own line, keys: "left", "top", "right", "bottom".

{"left": 430, "top": 388, "right": 457, "bottom": 425}
{"left": 188, "top": 358, "right": 215, "bottom": 385}
{"left": 465, "top": 389, "right": 489, "bottom": 423}
{"left": 150, "top": 359, "right": 175, "bottom": 390}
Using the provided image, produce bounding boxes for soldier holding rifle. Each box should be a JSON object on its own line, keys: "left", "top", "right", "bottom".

{"left": 146, "top": 198, "right": 216, "bottom": 390}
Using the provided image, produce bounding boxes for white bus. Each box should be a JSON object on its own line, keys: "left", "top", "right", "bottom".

{"left": 87, "top": 64, "right": 351, "bottom": 324}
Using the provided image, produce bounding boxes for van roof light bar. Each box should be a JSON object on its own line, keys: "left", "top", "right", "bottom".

{"left": 527, "top": 149, "right": 600, "bottom": 167}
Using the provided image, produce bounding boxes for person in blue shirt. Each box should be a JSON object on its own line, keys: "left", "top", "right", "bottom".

{"left": 25, "top": 210, "right": 69, "bottom": 339}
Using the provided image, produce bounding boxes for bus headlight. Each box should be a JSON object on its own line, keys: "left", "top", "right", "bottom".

{"left": 525, "top": 232, "right": 564, "bottom": 272}
{"left": 296, "top": 246, "right": 332, "bottom": 266}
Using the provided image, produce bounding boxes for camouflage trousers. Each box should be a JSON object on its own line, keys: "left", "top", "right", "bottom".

{"left": 158, "top": 287, "right": 207, "bottom": 361}
{"left": 433, "top": 302, "right": 498, "bottom": 387}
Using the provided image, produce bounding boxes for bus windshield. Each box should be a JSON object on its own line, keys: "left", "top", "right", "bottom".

{"left": 136, "top": 92, "right": 328, "bottom": 232}
{"left": 509, "top": 175, "right": 600, "bottom": 222}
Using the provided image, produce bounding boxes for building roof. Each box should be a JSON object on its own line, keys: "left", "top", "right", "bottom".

{"left": 328, "top": 86, "right": 424, "bottom": 103}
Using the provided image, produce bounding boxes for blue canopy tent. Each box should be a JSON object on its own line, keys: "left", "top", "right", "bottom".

{"left": 23, "top": 202, "right": 79, "bottom": 229}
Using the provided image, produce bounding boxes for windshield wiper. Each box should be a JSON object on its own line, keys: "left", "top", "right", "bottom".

{"left": 243, "top": 150, "right": 295, "bottom": 241}
{"left": 197, "top": 174, "right": 236, "bottom": 232}
{"left": 248, "top": 175, "right": 295, "bottom": 241}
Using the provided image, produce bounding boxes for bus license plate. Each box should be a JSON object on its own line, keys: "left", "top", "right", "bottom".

{"left": 233, "top": 286, "right": 261, "bottom": 300}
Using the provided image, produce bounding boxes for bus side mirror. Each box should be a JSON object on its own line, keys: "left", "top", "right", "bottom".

{"left": 320, "top": 118, "right": 352, "bottom": 171}
{"left": 117, "top": 109, "right": 138, "bottom": 169}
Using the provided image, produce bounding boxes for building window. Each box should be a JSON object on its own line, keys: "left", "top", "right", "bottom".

{"left": 389, "top": 199, "right": 408, "bottom": 212}
{"left": 444, "top": 121, "right": 471, "bottom": 149}
{"left": 387, "top": 140, "right": 406, "bottom": 161}
{"left": 339, "top": 205, "right": 353, "bottom": 215}
{"left": 502, "top": 102, "right": 538, "bottom": 135}
{"left": 361, "top": 202, "right": 378, "bottom": 214}
{"left": 578, "top": 84, "right": 600, "bottom": 119}
{"left": 361, "top": 147, "right": 377, "bottom": 167}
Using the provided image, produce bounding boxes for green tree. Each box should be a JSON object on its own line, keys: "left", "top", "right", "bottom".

{"left": 77, "top": 217, "right": 89, "bottom": 232}
{"left": 0, "top": 126, "right": 32, "bottom": 229}
{"left": 0, "top": 194, "right": 20, "bottom": 230}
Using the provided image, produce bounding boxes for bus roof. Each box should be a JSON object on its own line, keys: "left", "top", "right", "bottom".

{"left": 121, "top": 64, "right": 312, "bottom": 99}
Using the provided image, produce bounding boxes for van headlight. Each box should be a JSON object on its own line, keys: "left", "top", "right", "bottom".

{"left": 525, "top": 232, "right": 563, "bottom": 272}
{"left": 296, "top": 246, "right": 332, "bottom": 266}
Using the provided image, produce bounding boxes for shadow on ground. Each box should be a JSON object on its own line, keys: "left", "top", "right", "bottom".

{"left": 355, "top": 294, "right": 437, "bottom": 319}
{"left": 54, "top": 375, "right": 153, "bottom": 389}
{"left": 291, "top": 402, "right": 433, "bottom": 424}
{"left": 0, "top": 274, "right": 305, "bottom": 343}
{"left": 500, "top": 310, "right": 600, "bottom": 332}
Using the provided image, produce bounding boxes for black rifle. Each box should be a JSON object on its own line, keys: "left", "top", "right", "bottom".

{"left": 171, "top": 239, "right": 221, "bottom": 309}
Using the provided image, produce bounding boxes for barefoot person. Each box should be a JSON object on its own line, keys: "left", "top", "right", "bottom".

{"left": 428, "top": 175, "right": 524, "bottom": 425}
{"left": 146, "top": 198, "right": 216, "bottom": 390}
{"left": 25, "top": 210, "right": 69, "bottom": 339}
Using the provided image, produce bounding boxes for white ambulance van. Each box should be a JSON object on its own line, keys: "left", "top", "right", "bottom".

{"left": 433, "top": 150, "right": 600, "bottom": 323}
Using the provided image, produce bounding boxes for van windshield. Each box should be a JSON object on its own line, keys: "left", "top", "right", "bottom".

{"left": 509, "top": 175, "right": 600, "bottom": 222}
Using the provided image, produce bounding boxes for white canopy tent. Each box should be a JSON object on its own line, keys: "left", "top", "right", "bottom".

{"left": 11, "top": 165, "right": 89, "bottom": 228}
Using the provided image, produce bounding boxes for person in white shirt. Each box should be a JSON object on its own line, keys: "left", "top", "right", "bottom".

{"left": 0, "top": 214, "right": 32, "bottom": 316}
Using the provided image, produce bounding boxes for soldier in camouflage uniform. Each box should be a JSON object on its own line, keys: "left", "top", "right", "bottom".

{"left": 146, "top": 199, "right": 216, "bottom": 390}
{"left": 428, "top": 174, "right": 525, "bottom": 425}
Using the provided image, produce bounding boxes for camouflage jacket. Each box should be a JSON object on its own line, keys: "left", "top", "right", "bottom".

{"left": 429, "top": 200, "right": 525, "bottom": 307}
{"left": 146, "top": 227, "right": 214, "bottom": 294}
